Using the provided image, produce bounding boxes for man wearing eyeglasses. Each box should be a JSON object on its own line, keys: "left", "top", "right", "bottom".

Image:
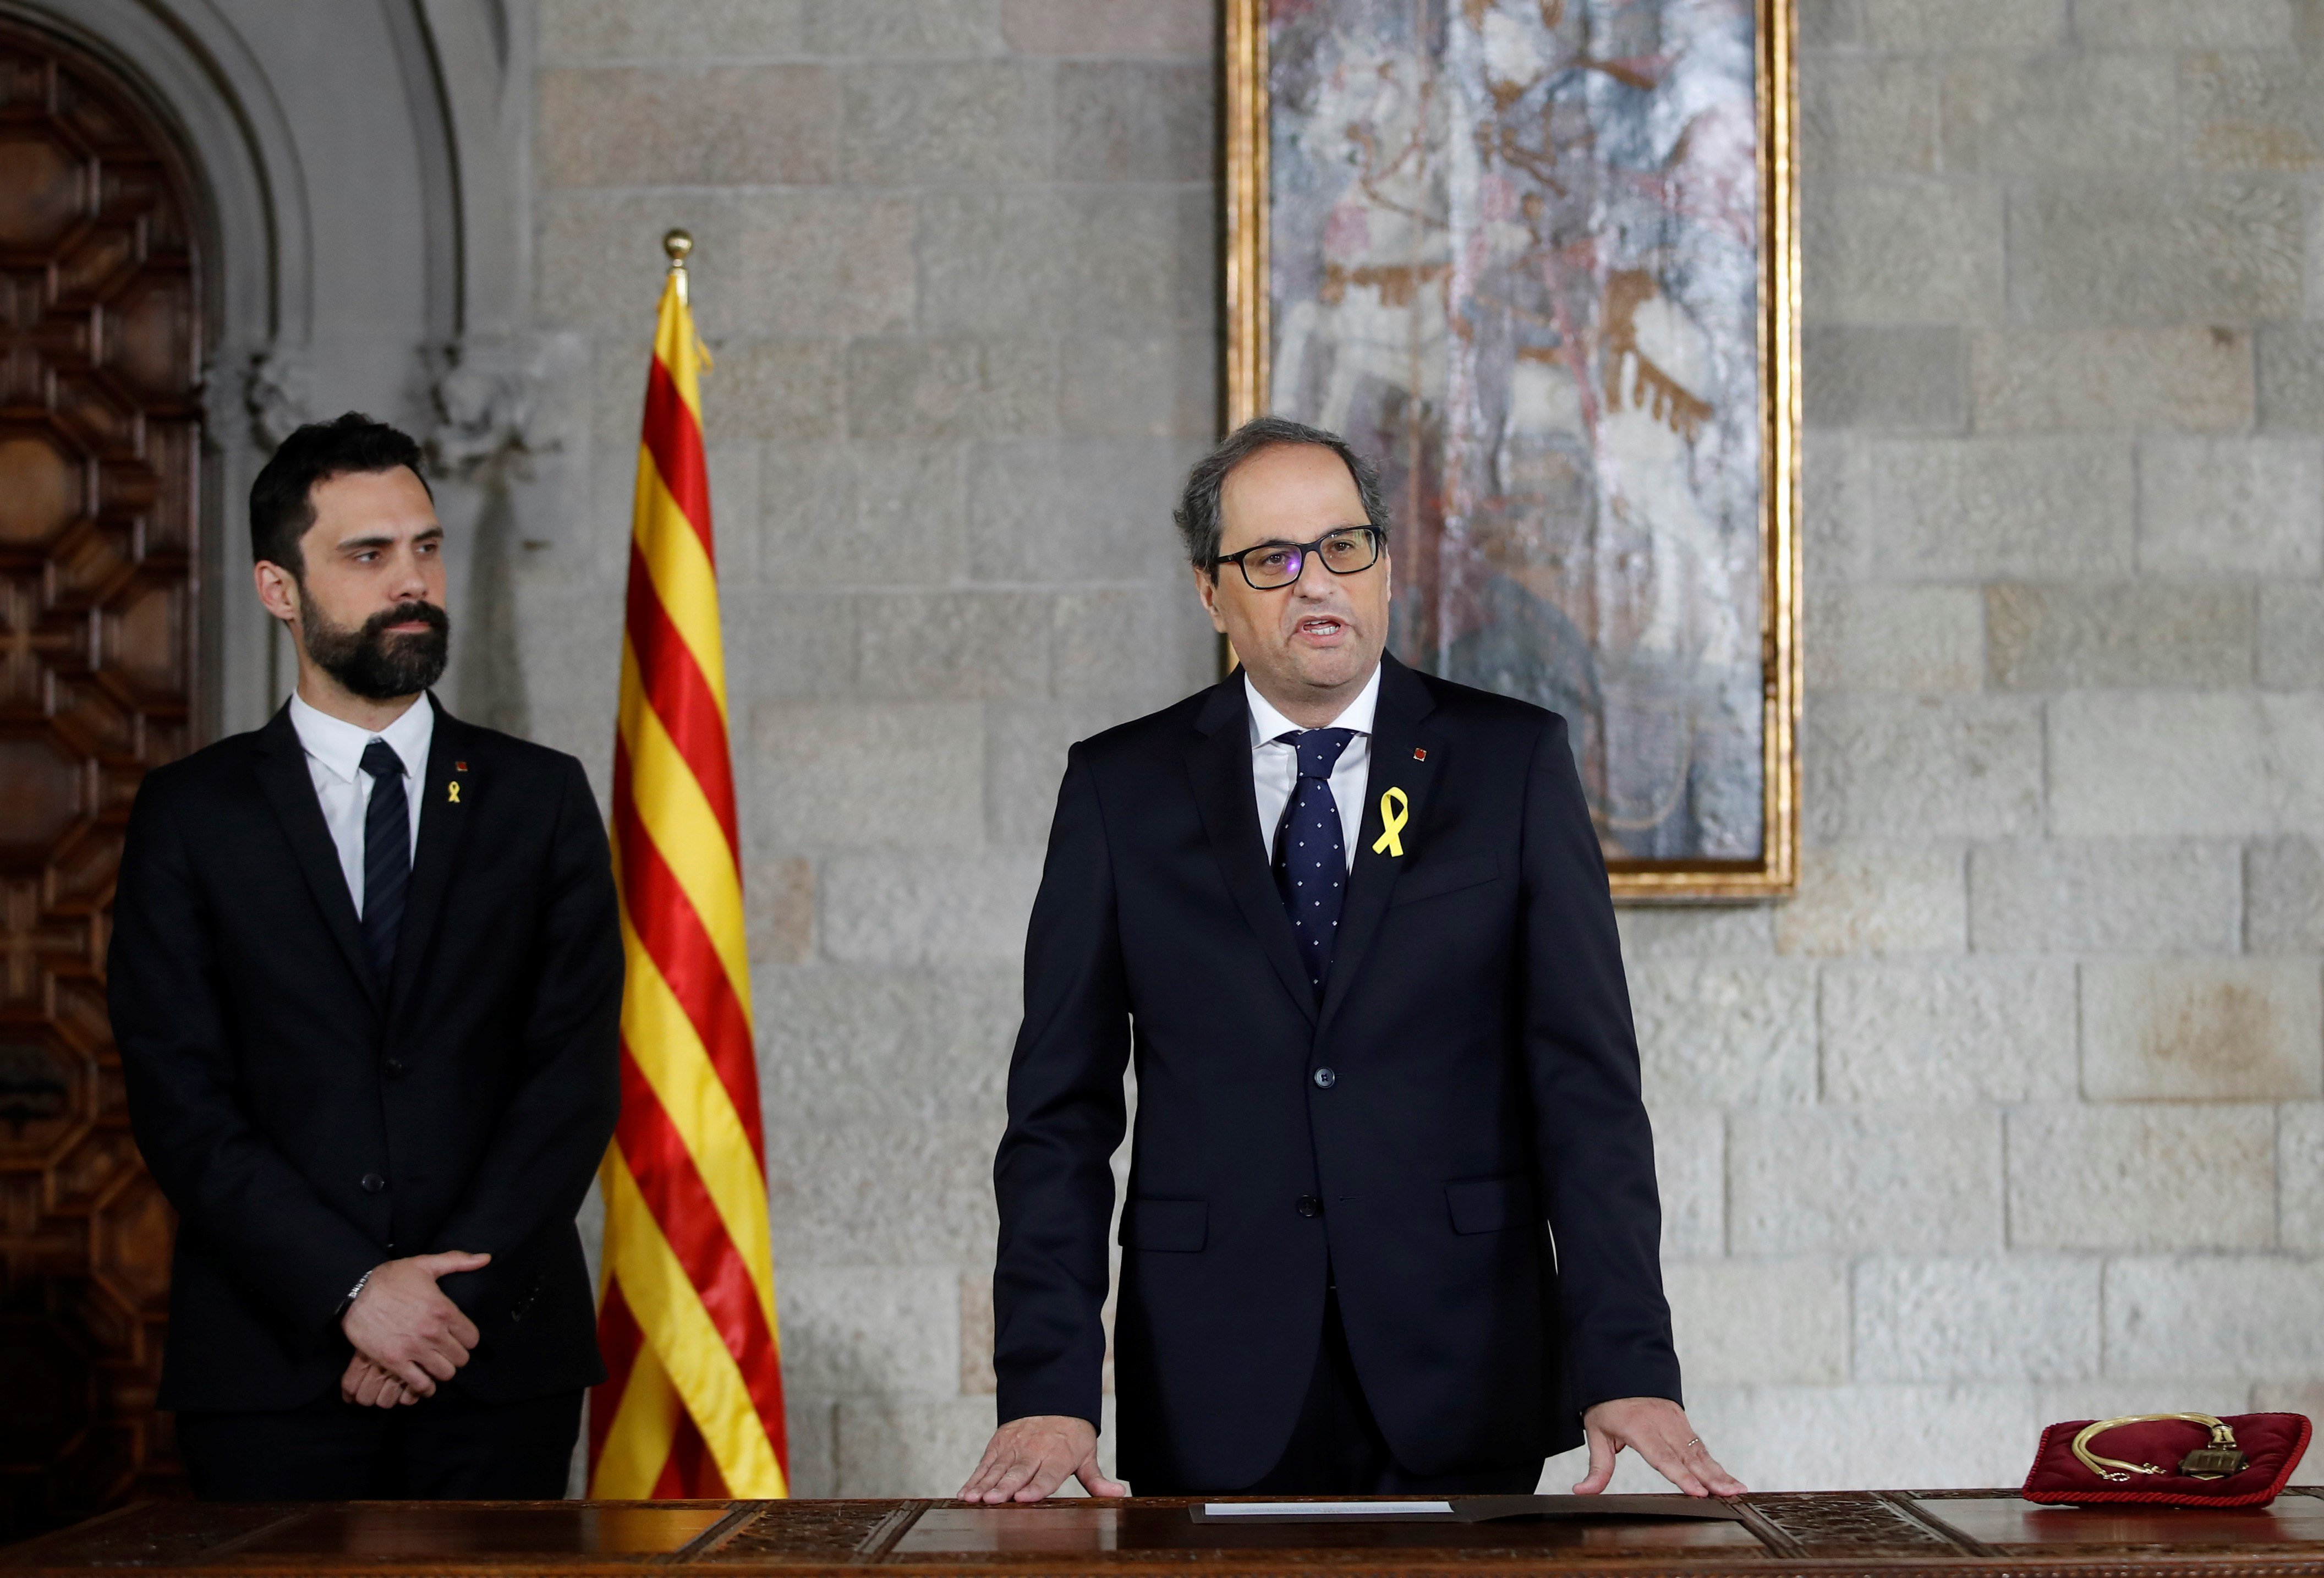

{"left": 961, "top": 417, "right": 1739, "bottom": 1502}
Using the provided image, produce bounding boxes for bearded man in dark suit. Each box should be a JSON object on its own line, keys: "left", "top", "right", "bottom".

{"left": 960, "top": 417, "right": 1741, "bottom": 1502}
{"left": 109, "top": 414, "right": 621, "bottom": 1499}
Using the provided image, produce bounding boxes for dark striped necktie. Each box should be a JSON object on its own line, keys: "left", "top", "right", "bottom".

{"left": 359, "top": 739, "right": 410, "bottom": 986}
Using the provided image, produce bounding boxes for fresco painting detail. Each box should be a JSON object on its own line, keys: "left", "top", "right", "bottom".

{"left": 1236, "top": 0, "right": 1798, "bottom": 896}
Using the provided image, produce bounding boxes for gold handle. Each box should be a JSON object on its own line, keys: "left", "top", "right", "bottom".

{"left": 2071, "top": 1413, "right": 2245, "bottom": 1483}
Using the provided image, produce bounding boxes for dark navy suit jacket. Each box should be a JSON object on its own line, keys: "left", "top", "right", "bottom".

{"left": 991, "top": 653, "right": 1681, "bottom": 1489}
{"left": 109, "top": 697, "right": 621, "bottom": 1413}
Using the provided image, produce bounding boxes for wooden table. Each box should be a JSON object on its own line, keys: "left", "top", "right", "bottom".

{"left": 8, "top": 1490, "right": 2324, "bottom": 1576}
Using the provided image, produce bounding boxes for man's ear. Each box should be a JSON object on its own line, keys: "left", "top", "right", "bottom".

{"left": 1191, "top": 563, "right": 1227, "bottom": 633}
{"left": 252, "top": 560, "right": 300, "bottom": 623}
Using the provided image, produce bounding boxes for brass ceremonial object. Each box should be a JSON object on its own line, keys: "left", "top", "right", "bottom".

{"left": 2072, "top": 1413, "right": 2251, "bottom": 1483}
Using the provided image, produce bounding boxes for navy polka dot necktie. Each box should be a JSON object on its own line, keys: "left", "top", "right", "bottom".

{"left": 1272, "top": 727, "right": 1356, "bottom": 995}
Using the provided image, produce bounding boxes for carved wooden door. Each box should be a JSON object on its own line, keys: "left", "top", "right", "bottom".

{"left": 0, "top": 19, "right": 201, "bottom": 1536}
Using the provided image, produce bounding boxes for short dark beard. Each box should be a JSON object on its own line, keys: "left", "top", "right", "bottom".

{"left": 298, "top": 590, "right": 451, "bottom": 701}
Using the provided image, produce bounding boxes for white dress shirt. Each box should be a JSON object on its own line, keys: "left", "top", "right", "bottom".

{"left": 1247, "top": 663, "right": 1382, "bottom": 873}
{"left": 288, "top": 691, "right": 432, "bottom": 919}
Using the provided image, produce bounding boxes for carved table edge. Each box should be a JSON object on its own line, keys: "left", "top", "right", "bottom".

{"left": 0, "top": 1505, "right": 316, "bottom": 1573}
{"left": 1875, "top": 1493, "right": 1997, "bottom": 1558}
{"left": 0, "top": 1506, "right": 149, "bottom": 1566}
{"left": 1721, "top": 1501, "right": 1802, "bottom": 1559}
{"left": 673, "top": 1506, "right": 766, "bottom": 1563}
{"left": 15, "top": 1491, "right": 2324, "bottom": 1577}
{"left": 9, "top": 1559, "right": 2323, "bottom": 1578}
{"left": 165, "top": 1514, "right": 319, "bottom": 1566}
{"left": 13, "top": 1553, "right": 2324, "bottom": 1576}
{"left": 848, "top": 1503, "right": 931, "bottom": 1563}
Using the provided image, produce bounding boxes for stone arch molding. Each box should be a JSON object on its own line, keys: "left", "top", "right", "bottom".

{"left": 0, "top": 0, "right": 569, "bottom": 735}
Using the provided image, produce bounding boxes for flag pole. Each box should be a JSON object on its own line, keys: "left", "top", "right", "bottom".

{"left": 591, "top": 228, "right": 787, "bottom": 1501}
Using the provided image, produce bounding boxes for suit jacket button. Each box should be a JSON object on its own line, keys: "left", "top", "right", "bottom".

{"left": 382, "top": 1058, "right": 406, "bottom": 1077}
{"left": 360, "top": 1172, "right": 386, "bottom": 1193}
{"left": 1296, "top": 1195, "right": 1323, "bottom": 1218}
{"left": 1312, "top": 1067, "right": 1337, "bottom": 1088}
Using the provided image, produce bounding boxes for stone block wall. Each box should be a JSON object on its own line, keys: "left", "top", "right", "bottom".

{"left": 517, "top": 0, "right": 2324, "bottom": 1494}
{"left": 524, "top": 0, "right": 1216, "bottom": 1494}
{"left": 1719, "top": 0, "right": 2324, "bottom": 1491}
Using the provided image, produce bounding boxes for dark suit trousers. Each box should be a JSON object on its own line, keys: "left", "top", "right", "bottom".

{"left": 1132, "top": 1289, "right": 1542, "bottom": 1496}
{"left": 177, "top": 1385, "right": 582, "bottom": 1499}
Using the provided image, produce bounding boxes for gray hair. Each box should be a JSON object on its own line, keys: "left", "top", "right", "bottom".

{"left": 1174, "top": 415, "right": 1393, "bottom": 574}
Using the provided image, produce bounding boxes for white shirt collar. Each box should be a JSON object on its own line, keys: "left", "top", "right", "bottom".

{"left": 1245, "top": 660, "right": 1384, "bottom": 748}
{"left": 288, "top": 689, "right": 434, "bottom": 783}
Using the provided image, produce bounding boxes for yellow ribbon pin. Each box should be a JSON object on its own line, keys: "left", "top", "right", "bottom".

{"left": 447, "top": 781, "right": 461, "bottom": 804}
{"left": 1372, "top": 786, "right": 1409, "bottom": 857}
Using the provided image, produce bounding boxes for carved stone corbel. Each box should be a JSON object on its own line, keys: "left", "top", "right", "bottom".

{"left": 425, "top": 336, "right": 563, "bottom": 481}
{"left": 243, "top": 347, "right": 313, "bottom": 452}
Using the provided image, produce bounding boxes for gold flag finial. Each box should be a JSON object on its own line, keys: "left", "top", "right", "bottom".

{"left": 656, "top": 230, "right": 711, "bottom": 363}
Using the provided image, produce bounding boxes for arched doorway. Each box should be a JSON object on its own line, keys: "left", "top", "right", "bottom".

{"left": 0, "top": 15, "right": 202, "bottom": 1535}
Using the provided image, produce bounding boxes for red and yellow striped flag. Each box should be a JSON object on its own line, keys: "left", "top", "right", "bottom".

{"left": 590, "top": 233, "right": 788, "bottom": 1499}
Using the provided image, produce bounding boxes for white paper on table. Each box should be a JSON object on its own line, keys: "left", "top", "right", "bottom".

{"left": 1199, "top": 1501, "right": 1454, "bottom": 1518}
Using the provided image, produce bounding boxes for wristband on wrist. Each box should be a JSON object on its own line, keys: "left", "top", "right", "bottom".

{"left": 338, "top": 1267, "right": 374, "bottom": 1319}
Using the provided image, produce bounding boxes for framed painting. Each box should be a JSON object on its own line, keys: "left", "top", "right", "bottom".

{"left": 1226, "top": 0, "right": 1799, "bottom": 900}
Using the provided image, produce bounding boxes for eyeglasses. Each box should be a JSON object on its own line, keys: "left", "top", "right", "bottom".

{"left": 1212, "top": 526, "right": 1385, "bottom": 590}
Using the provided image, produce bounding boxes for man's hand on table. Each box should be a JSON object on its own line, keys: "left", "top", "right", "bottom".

{"left": 1576, "top": 1396, "right": 1745, "bottom": 1497}
{"left": 339, "top": 1250, "right": 490, "bottom": 1399}
{"left": 958, "top": 1415, "right": 1127, "bottom": 1502}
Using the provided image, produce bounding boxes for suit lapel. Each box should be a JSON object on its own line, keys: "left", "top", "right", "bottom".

{"left": 388, "top": 694, "right": 474, "bottom": 1021}
{"left": 1185, "top": 679, "right": 1318, "bottom": 1023}
{"left": 250, "top": 704, "right": 382, "bottom": 1012}
{"left": 1318, "top": 655, "right": 1442, "bottom": 1035}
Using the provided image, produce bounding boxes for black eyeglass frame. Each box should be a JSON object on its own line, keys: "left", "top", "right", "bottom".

{"left": 1210, "top": 525, "right": 1387, "bottom": 590}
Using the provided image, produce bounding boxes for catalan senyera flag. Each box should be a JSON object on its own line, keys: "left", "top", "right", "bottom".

{"left": 589, "top": 235, "right": 788, "bottom": 1499}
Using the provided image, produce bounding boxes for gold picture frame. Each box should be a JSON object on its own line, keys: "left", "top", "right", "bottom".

{"left": 1224, "top": 0, "right": 1800, "bottom": 902}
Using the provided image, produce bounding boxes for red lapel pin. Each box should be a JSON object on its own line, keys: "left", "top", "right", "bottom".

{"left": 1412, "top": 748, "right": 1428, "bottom": 761}
{"left": 454, "top": 760, "right": 468, "bottom": 772}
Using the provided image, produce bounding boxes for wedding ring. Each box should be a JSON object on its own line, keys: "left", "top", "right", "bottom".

{"left": 1685, "top": 1437, "right": 1701, "bottom": 1448}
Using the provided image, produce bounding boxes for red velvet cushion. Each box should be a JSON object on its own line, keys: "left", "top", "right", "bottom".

{"left": 2023, "top": 1414, "right": 2312, "bottom": 1508}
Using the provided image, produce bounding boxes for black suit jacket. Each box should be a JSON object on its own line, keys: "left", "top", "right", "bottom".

{"left": 992, "top": 654, "right": 1679, "bottom": 1488}
{"left": 109, "top": 697, "right": 622, "bottom": 1413}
